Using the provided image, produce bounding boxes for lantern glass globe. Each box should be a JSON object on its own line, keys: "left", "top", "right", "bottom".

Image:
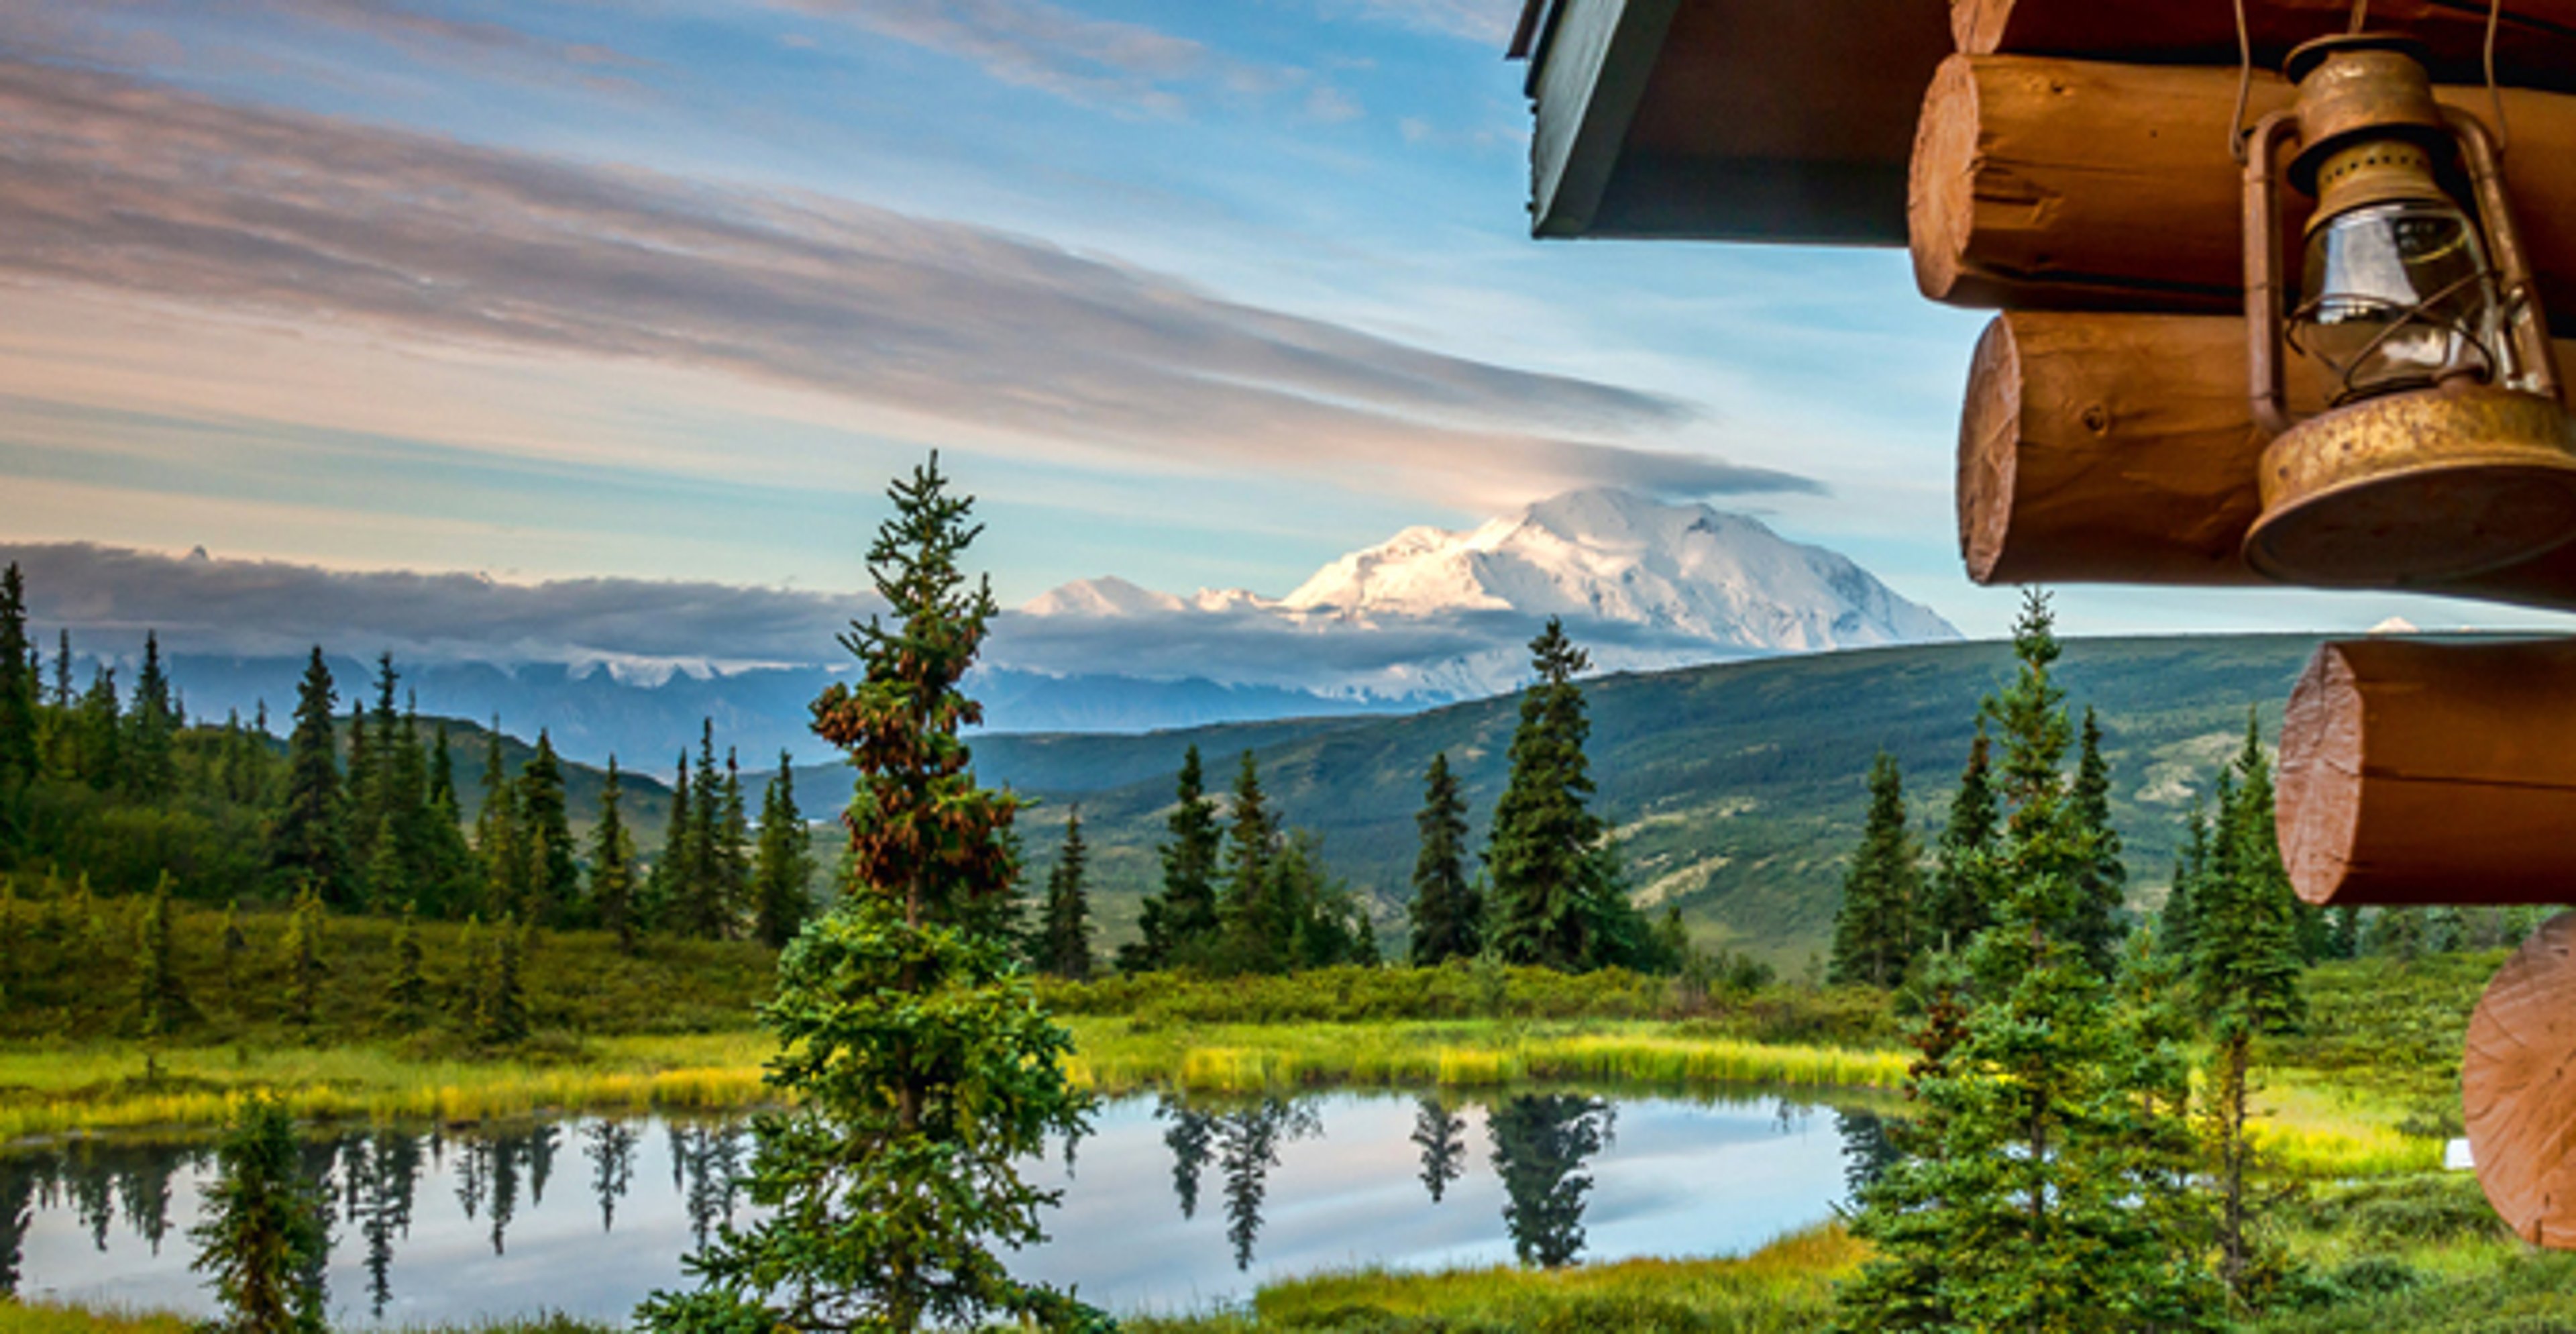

{"left": 2298, "top": 197, "right": 2504, "bottom": 403}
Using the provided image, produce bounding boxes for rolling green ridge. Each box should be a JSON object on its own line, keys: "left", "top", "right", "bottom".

{"left": 957, "top": 634, "right": 2340, "bottom": 963}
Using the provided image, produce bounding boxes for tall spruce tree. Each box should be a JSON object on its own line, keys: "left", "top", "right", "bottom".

{"left": 649, "top": 751, "right": 693, "bottom": 935}
{"left": 1486, "top": 619, "right": 1607, "bottom": 972}
{"left": 1839, "top": 593, "right": 2218, "bottom": 1333}
{"left": 135, "top": 872, "right": 193, "bottom": 1038}
{"left": 270, "top": 649, "right": 347, "bottom": 905}
{"left": 751, "top": 755, "right": 813, "bottom": 950}
{"left": 1923, "top": 719, "right": 2000, "bottom": 953}
{"left": 1121, "top": 746, "right": 1222, "bottom": 972}
{"left": 345, "top": 697, "right": 375, "bottom": 881}
{"left": 474, "top": 727, "right": 521, "bottom": 919}
{"left": 592, "top": 758, "right": 639, "bottom": 952}
{"left": 1035, "top": 807, "right": 1094, "bottom": 980}
{"left": 638, "top": 456, "right": 1095, "bottom": 1331}
{"left": 72, "top": 663, "right": 122, "bottom": 790}
{"left": 1829, "top": 752, "right": 1921, "bottom": 988}
{"left": 423, "top": 723, "right": 479, "bottom": 917}
{"left": 2160, "top": 797, "right": 2212, "bottom": 966}
{"left": 714, "top": 748, "right": 753, "bottom": 938}
{"left": 517, "top": 731, "right": 580, "bottom": 927}
{"left": 0, "top": 563, "right": 36, "bottom": 788}
{"left": 1217, "top": 752, "right": 1284, "bottom": 975}
{"left": 2066, "top": 706, "right": 2129, "bottom": 976}
{"left": 1406, "top": 752, "right": 1480, "bottom": 966}
{"left": 124, "top": 631, "right": 178, "bottom": 801}
{"left": 2195, "top": 714, "right": 2306, "bottom": 1298}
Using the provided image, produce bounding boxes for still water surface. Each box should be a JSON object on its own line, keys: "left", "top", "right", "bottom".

{"left": 3, "top": 1090, "right": 1892, "bottom": 1323}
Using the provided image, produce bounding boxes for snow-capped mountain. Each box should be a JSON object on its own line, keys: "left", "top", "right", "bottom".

{"left": 997, "top": 488, "right": 1959, "bottom": 702}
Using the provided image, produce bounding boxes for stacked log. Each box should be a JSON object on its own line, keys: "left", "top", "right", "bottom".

{"left": 1911, "top": 56, "right": 2576, "bottom": 325}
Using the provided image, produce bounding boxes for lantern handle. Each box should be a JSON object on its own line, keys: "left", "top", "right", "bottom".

{"left": 2446, "top": 105, "right": 2561, "bottom": 405}
{"left": 2244, "top": 111, "right": 2301, "bottom": 439}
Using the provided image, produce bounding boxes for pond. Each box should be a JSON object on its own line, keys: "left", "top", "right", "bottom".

{"left": 1, "top": 1089, "right": 1898, "bottom": 1324}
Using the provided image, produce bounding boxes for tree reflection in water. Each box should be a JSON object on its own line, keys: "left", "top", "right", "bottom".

{"left": 1216, "top": 1098, "right": 1322, "bottom": 1270}
{"left": 1835, "top": 1109, "right": 1901, "bottom": 1199}
{"left": 1409, "top": 1096, "right": 1468, "bottom": 1204}
{"left": 1156, "top": 1095, "right": 1217, "bottom": 1221}
{"left": 585, "top": 1119, "right": 638, "bottom": 1231}
{"left": 1488, "top": 1092, "right": 1614, "bottom": 1268}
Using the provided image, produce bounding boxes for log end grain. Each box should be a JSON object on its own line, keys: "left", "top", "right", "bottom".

{"left": 1957, "top": 315, "right": 2022, "bottom": 584}
{"left": 2467, "top": 911, "right": 2576, "bottom": 1248}
{"left": 2277, "top": 642, "right": 2365, "bottom": 908}
{"left": 1909, "top": 54, "right": 1979, "bottom": 305}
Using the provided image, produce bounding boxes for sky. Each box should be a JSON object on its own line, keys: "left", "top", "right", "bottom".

{"left": 4, "top": 0, "right": 2567, "bottom": 644}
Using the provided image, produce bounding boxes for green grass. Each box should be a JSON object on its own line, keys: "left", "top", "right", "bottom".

{"left": 1126, "top": 1225, "right": 1862, "bottom": 1333}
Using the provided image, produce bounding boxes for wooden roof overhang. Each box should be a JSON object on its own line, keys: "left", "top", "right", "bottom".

{"left": 1509, "top": 0, "right": 1949, "bottom": 244}
{"left": 1511, "top": 0, "right": 2576, "bottom": 245}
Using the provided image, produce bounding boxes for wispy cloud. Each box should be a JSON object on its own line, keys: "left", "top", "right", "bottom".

{"left": 769, "top": 0, "right": 1257, "bottom": 115}
{"left": 9, "top": 542, "right": 877, "bottom": 671}
{"left": 1320, "top": 0, "right": 1521, "bottom": 44}
{"left": 0, "top": 57, "right": 1811, "bottom": 510}
{"left": 0, "top": 0, "right": 650, "bottom": 82}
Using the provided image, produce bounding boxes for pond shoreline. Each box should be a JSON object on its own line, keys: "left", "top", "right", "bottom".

{"left": 0, "top": 1020, "right": 1909, "bottom": 1145}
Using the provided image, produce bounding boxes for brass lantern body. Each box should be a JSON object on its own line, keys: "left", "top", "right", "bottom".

{"left": 2242, "top": 35, "right": 2576, "bottom": 586}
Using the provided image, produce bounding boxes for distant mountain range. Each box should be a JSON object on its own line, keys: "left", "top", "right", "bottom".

{"left": 997, "top": 487, "right": 1959, "bottom": 703}
{"left": 15, "top": 487, "right": 1957, "bottom": 763}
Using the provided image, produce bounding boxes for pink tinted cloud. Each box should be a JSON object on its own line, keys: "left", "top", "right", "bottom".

{"left": 0, "top": 58, "right": 1811, "bottom": 508}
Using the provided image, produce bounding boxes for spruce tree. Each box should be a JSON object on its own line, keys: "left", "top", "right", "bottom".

{"left": 1829, "top": 752, "right": 1921, "bottom": 988}
{"left": 2159, "top": 797, "right": 2211, "bottom": 966}
{"left": 1035, "top": 807, "right": 1094, "bottom": 980}
{"left": 714, "top": 748, "right": 753, "bottom": 937}
{"left": 189, "top": 1096, "right": 330, "bottom": 1334}
{"left": 517, "top": 731, "right": 580, "bottom": 927}
{"left": 278, "top": 888, "right": 326, "bottom": 1030}
{"left": 474, "top": 728, "right": 521, "bottom": 920}
{"left": 270, "top": 649, "right": 347, "bottom": 906}
{"left": 1406, "top": 752, "right": 1480, "bottom": 966}
{"left": 1924, "top": 719, "right": 2000, "bottom": 952}
{"left": 637, "top": 456, "right": 1095, "bottom": 1332}
{"left": 134, "top": 872, "right": 193, "bottom": 1038}
{"left": 72, "top": 663, "right": 122, "bottom": 790}
{"left": 2195, "top": 715, "right": 2306, "bottom": 1298}
{"left": 0, "top": 562, "right": 36, "bottom": 786}
{"left": 1839, "top": 594, "right": 2219, "bottom": 1333}
{"left": 1217, "top": 751, "right": 1283, "bottom": 974}
{"left": 751, "top": 755, "right": 813, "bottom": 950}
{"left": 592, "top": 757, "right": 640, "bottom": 952}
{"left": 1121, "top": 746, "right": 1222, "bottom": 973}
{"left": 1487, "top": 619, "right": 1605, "bottom": 972}
{"left": 423, "top": 724, "right": 479, "bottom": 917}
{"left": 125, "top": 630, "right": 178, "bottom": 801}
{"left": 382, "top": 907, "right": 429, "bottom": 1030}
{"left": 345, "top": 697, "right": 376, "bottom": 884}
{"left": 475, "top": 914, "right": 530, "bottom": 1046}
{"left": 2067, "top": 707, "right": 2129, "bottom": 974}
{"left": 649, "top": 751, "right": 693, "bottom": 935}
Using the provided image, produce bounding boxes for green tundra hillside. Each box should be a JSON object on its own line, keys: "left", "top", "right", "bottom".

{"left": 929, "top": 633, "right": 2344, "bottom": 964}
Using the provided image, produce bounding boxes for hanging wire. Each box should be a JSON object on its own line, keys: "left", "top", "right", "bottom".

{"left": 2487, "top": 0, "right": 2512, "bottom": 156}
{"left": 2230, "top": 0, "right": 2257, "bottom": 162}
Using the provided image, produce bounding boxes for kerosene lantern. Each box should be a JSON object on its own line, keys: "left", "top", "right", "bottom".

{"left": 2241, "top": 34, "right": 2576, "bottom": 584}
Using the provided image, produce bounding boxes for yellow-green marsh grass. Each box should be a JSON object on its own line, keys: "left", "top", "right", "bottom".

{"left": 0, "top": 1303, "right": 192, "bottom": 1334}
{"left": 0, "top": 1033, "right": 771, "bottom": 1140}
{"left": 1128, "top": 1224, "right": 1862, "bottom": 1333}
{"left": 1061, "top": 1018, "right": 1911, "bottom": 1096}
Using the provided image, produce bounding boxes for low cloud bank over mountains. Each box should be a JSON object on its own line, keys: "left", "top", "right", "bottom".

{"left": 9, "top": 489, "right": 1956, "bottom": 762}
